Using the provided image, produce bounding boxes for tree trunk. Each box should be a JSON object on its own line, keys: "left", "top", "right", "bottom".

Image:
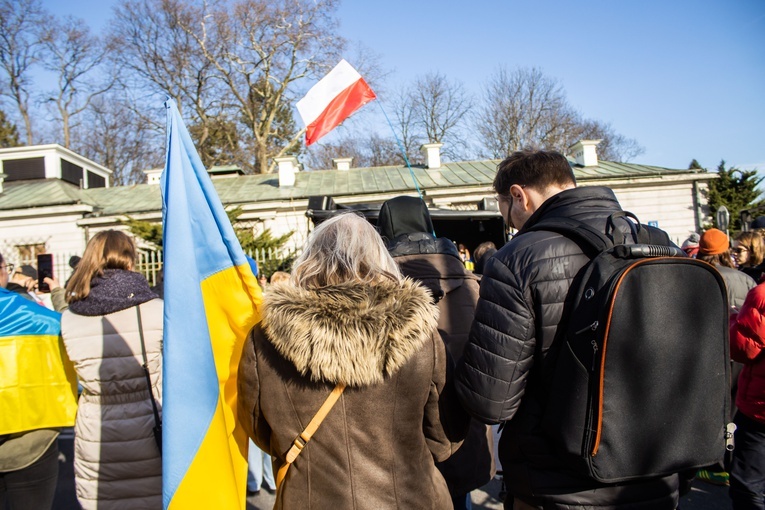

{"left": 256, "top": 142, "right": 268, "bottom": 174}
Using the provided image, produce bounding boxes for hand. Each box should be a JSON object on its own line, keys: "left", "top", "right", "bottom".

{"left": 44, "top": 276, "right": 61, "bottom": 291}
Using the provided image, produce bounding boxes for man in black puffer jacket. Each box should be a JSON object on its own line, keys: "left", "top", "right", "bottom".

{"left": 455, "top": 150, "right": 680, "bottom": 510}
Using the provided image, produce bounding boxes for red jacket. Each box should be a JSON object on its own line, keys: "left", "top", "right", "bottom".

{"left": 729, "top": 282, "right": 765, "bottom": 424}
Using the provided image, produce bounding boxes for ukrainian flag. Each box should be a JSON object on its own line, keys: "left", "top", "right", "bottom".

{"left": 161, "top": 99, "right": 262, "bottom": 509}
{"left": 0, "top": 288, "right": 77, "bottom": 435}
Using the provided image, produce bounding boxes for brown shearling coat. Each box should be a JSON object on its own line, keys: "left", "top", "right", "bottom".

{"left": 238, "top": 278, "right": 464, "bottom": 509}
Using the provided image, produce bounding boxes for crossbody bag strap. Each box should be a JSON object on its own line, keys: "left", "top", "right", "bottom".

{"left": 275, "top": 383, "right": 346, "bottom": 489}
{"left": 136, "top": 305, "right": 162, "bottom": 453}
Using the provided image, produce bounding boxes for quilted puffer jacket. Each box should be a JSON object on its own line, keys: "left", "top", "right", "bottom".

{"left": 62, "top": 296, "right": 163, "bottom": 510}
{"left": 730, "top": 281, "right": 765, "bottom": 424}
{"left": 455, "top": 186, "right": 680, "bottom": 509}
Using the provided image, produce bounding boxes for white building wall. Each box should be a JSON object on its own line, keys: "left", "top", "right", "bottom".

{"left": 245, "top": 207, "right": 313, "bottom": 252}
{"left": 0, "top": 211, "right": 89, "bottom": 278}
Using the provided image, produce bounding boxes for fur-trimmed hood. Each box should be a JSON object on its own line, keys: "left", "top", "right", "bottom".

{"left": 262, "top": 278, "right": 439, "bottom": 387}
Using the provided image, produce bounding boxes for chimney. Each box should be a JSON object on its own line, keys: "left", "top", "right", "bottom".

{"left": 569, "top": 139, "right": 602, "bottom": 167}
{"left": 275, "top": 156, "right": 299, "bottom": 187}
{"left": 142, "top": 168, "right": 163, "bottom": 185}
{"left": 421, "top": 143, "right": 443, "bottom": 169}
{"left": 332, "top": 157, "right": 353, "bottom": 171}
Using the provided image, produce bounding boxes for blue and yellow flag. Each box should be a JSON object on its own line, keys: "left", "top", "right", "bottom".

{"left": 160, "top": 99, "right": 262, "bottom": 509}
{"left": 0, "top": 288, "right": 77, "bottom": 435}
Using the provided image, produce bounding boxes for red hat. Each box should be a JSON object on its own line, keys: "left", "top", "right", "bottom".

{"left": 699, "top": 228, "right": 729, "bottom": 255}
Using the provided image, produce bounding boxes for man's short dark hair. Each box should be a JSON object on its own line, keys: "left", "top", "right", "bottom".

{"left": 493, "top": 150, "right": 576, "bottom": 196}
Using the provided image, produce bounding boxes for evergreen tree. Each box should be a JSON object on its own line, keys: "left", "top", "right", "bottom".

{"left": 0, "top": 109, "right": 19, "bottom": 148}
{"left": 706, "top": 160, "right": 763, "bottom": 231}
{"left": 688, "top": 159, "right": 703, "bottom": 170}
{"left": 188, "top": 115, "right": 241, "bottom": 170}
{"left": 120, "top": 207, "right": 295, "bottom": 277}
{"left": 122, "top": 216, "right": 163, "bottom": 248}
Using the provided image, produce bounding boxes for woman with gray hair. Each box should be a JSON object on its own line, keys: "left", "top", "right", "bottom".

{"left": 238, "top": 212, "right": 464, "bottom": 509}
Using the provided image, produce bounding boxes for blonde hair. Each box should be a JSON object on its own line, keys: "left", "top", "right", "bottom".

{"left": 269, "top": 271, "right": 291, "bottom": 285}
{"left": 292, "top": 212, "right": 401, "bottom": 289}
{"left": 66, "top": 230, "right": 137, "bottom": 302}
{"left": 735, "top": 231, "right": 765, "bottom": 267}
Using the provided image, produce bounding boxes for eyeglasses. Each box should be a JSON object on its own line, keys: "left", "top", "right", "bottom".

{"left": 2, "top": 263, "right": 14, "bottom": 273}
{"left": 732, "top": 247, "right": 749, "bottom": 255}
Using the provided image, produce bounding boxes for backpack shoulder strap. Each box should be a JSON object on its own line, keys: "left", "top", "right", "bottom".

{"left": 525, "top": 217, "right": 612, "bottom": 258}
{"left": 275, "top": 383, "right": 346, "bottom": 489}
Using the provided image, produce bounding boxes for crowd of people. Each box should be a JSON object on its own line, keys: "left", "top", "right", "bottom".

{"left": 1, "top": 149, "right": 763, "bottom": 510}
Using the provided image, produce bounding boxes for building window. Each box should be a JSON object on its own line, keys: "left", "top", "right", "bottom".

{"left": 14, "top": 243, "right": 47, "bottom": 268}
{"left": 87, "top": 171, "right": 106, "bottom": 188}
{"left": 2, "top": 157, "right": 45, "bottom": 181}
{"left": 61, "top": 159, "right": 84, "bottom": 186}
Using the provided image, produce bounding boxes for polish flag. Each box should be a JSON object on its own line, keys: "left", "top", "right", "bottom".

{"left": 297, "top": 59, "right": 377, "bottom": 146}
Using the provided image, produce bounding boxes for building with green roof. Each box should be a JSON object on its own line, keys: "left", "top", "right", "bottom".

{"left": 0, "top": 141, "right": 714, "bottom": 280}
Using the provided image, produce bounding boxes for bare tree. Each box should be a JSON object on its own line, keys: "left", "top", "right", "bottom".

{"left": 409, "top": 72, "right": 472, "bottom": 161}
{"left": 475, "top": 66, "right": 644, "bottom": 162}
{"left": 176, "top": 0, "right": 345, "bottom": 173}
{"left": 0, "top": 0, "right": 49, "bottom": 144}
{"left": 570, "top": 118, "right": 645, "bottom": 162}
{"left": 76, "top": 94, "right": 162, "bottom": 185}
{"left": 109, "top": 0, "right": 227, "bottom": 167}
{"left": 475, "top": 66, "right": 577, "bottom": 159}
{"left": 391, "top": 86, "right": 421, "bottom": 165}
{"left": 40, "top": 17, "right": 113, "bottom": 148}
{"left": 111, "top": 0, "right": 344, "bottom": 174}
{"left": 305, "top": 133, "right": 400, "bottom": 170}
{"left": 364, "top": 133, "right": 401, "bottom": 167}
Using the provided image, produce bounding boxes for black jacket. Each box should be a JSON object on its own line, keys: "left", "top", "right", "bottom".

{"left": 6, "top": 282, "right": 35, "bottom": 302}
{"left": 386, "top": 232, "right": 495, "bottom": 496}
{"left": 455, "top": 186, "right": 679, "bottom": 509}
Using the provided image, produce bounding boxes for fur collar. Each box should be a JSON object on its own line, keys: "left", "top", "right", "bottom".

{"left": 263, "top": 278, "right": 439, "bottom": 387}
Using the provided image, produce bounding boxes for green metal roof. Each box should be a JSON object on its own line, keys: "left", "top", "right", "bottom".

{"left": 0, "top": 179, "right": 98, "bottom": 210}
{"left": 81, "top": 183, "right": 163, "bottom": 215}
{"left": 0, "top": 159, "right": 708, "bottom": 214}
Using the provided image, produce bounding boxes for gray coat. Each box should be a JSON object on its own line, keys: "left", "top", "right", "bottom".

{"left": 61, "top": 299, "right": 163, "bottom": 510}
{"left": 715, "top": 264, "right": 756, "bottom": 310}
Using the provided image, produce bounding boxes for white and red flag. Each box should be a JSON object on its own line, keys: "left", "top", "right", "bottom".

{"left": 296, "top": 59, "right": 377, "bottom": 146}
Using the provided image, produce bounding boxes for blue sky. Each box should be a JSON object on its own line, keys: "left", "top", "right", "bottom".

{"left": 42, "top": 0, "right": 765, "bottom": 173}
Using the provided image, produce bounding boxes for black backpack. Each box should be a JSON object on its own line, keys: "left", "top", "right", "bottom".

{"left": 527, "top": 212, "right": 732, "bottom": 483}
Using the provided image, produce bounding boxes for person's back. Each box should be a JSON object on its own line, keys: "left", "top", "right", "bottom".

{"left": 238, "top": 213, "right": 463, "bottom": 509}
{"left": 0, "top": 252, "right": 78, "bottom": 510}
{"left": 456, "top": 150, "right": 680, "bottom": 509}
{"left": 378, "top": 196, "right": 495, "bottom": 508}
{"left": 60, "top": 230, "right": 162, "bottom": 510}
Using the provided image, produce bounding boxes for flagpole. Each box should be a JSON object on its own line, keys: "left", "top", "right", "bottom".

{"left": 376, "top": 101, "right": 423, "bottom": 199}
